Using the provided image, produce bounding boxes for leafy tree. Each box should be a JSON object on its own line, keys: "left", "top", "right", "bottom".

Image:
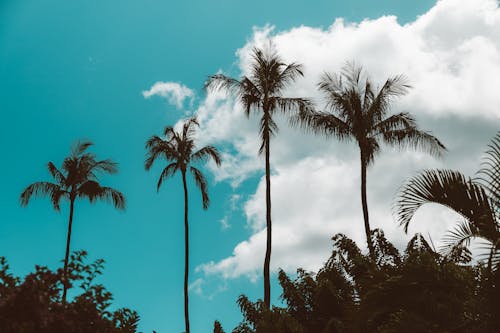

{"left": 206, "top": 47, "right": 312, "bottom": 307}
{"left": 232, "top": 295, "right": 303, "bottom": 333}
{"left": 0, "top": 251, "right": 140, "bottom": 333}
{"left": 145, "top": 117, "right": 221, "bottom": 333}
{"left": 395, "top": 132, "right": 499, "bottom": 268}
{"left": 224, "top": 230, "right": 496, "bottom": 332}
{"left": 298, "top": 64, "right": 445, "bottom": 258}
{"left": 20, "top": 141, "right": 125, "bottom": 304}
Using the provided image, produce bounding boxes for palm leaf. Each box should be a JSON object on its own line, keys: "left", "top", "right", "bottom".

{"left": 71, "top": 140, "right": 93, "bottom": 157}
{"left": 47, "top": 162, "right": 67, "bottom": 187}
{"left": 475, "top": 132, "right": 499, "bottom": 217}
{"left": 382, "top": 127, "right": 446, "bottom": 157}
{"left": 156, "top": 163, "right": 178, "bottom": 192}
{"left": 366, "top": 74, "right": 411, "bottom": 122}
{"left": 192, "top": 146, "right": 222, "bottom": 166}
{"left": 78, "top": 180, "right": 125, "bottom": 210}
{"left": 20, "top": 182, "right": 65, "bottom": 210}
{"left": 394, "top": 169, "right": 495, "bottom": 235}
{"left": 190, "top": 166, "right": 209, "bottom": 209}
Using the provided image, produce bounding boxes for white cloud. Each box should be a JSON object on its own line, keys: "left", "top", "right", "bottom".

{"left": 189, "top": 0, "right": 500, "bottom": 280}
{"left": 188, "top": 278, "right": 204, "bottom": 295}
{"left": 219, "top": 216, "right": 231, "bottom": 231}
{"left": 142, "top": 81, "right": 195, "bottom": 109}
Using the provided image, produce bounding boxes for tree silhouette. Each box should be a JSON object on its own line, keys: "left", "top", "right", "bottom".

{"left": 224, "top": 230, "right": 497, "bottom": 332}
{"left": 299, "top": 63, "right": 445, "bottom": 258}
{"left": 20, "top": 141, "right": 125, "bottom": 304}
{"left": 0, "top": 251, "right": 140, "bottom": 333}
{"left": 145, "top": 117, "right": 221, "bottom": 333}
{"left": 395, "top": 132, "right": 499, "bottom": 268}
{"left": 213, "top": 320, "right": 225, "bottom": 333}
{"left": 206, "top": 46, "right": 312, "bottom": 307}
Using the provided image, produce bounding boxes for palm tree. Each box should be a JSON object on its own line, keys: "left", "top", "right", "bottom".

{"left": 205, "top": 47, "right": 312, "bottom": 308}
{"left": 20, "top": 141, "right": 125, "bottom": 304}
{"left": 145, "top": 117, "right": 221, "bottom": 333}
{"left": 299, "top": 63, "right": 446, "bottom": 258}
{"left": 395, "top": 132, "right": 499, "bottom": 268}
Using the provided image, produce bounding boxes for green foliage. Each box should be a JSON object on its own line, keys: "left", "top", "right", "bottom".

{"left": 228, "top": 230, "right": 499, "bottom": 333}
{"left": 0, "top": 251, "right": 140, "bottom": 333}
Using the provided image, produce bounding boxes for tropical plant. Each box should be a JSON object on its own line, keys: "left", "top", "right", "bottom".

{"left": 20, "top": 141, "right": 125, "bottom": 304}
{"left": 0, "top": 251, "right": 140, "bottom": 333}
{"left": 221, "top": 229, "right": 495, "bottom": 332}
{"left": 145, "top": 117, "right": 221, "bottom": 333}
{"left": 395, "top": 132, "right": 500, "bottom": 268}
{"left": 298, "top": 63, "right": 445, "bottom": 258}
{"left": 205, "top": 46, "right": 312, "bottom": 307}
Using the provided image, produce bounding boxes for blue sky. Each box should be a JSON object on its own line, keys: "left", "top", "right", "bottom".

{"left": 2, "top": 0, "right": 500, "bottom": 332}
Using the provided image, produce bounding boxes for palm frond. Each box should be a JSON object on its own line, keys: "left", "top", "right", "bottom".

{"left": 475, "top": 132, "right": 500, "bottom": 216}
{"left": 341, "top": 62, "right": 363, "bottom": 87}
{"left": 439, "top": 220, "right": 478, "bottom": 261}
{"left": 317, "top": 72, "right": 353, "bottom": 119}
{"left": 190, "top": 166, "right": 209, "bottom": 209}
{"left": 61, "top": 156, "right": 78, "bottom": 178}
{"left": 294, "top": 108, "right": 351, "bottom": 140}
{"left": 50, "top": 188, "right": 68, "bottom": 211}
{"left": 182, "top": 117, "right": 199, "bottom": 140}
{"left": 71, "top": 140, "right": 93, "bottom": 157}
{"left": 191, "top": 146, "right": 222, "bottom": 166}
{"left": 77, "top": 180, "right": 125, "bottom": 210}
{"left": 273, "top": 62, "right": 304, "bottom": 93}
{"left": 240, "top": 78, "right": 262, "bottom": 117}
{"left": 90, "top": 159, "right": 118, "bottom": 174}
{"left": 204, "top": 74, "right": 243, "bottom": 96}
{"left": 144, "top": 136, "right": 177, "bottom": 170}
{"left": 382, "top": 127, "right": 446, "bottom": 157}
{"left": 47, "top": 162, "right": 67, "bottom": 187}
{"left": 20, "top": 182, "right": 64, "bottom": 210}
{"left": 367, "top": 74, "right": 411, "bottom": 122}
{"left": 394, "top": 169, "right": 496, "bottom": 235}
{"left": 370, "top": 112, "right": 416, "bottom": 135}
{"left": 157, "top": 163, "right": 178, "bottom": 192}
{"left": 272, "top": 97, "right": 314, "bottom": 115}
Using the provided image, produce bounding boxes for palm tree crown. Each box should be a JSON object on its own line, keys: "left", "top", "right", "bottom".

{"left": 205, "top": 47, "right": 313, "bottom": 153}
{"left": 145, "top": 117, "right": 221, "bottom": 333}
{"left": 299, "top": 63, "right": 446, "bottom": 257}
{"left": 205, "top": 46, "right": 312, "bottom": 308}
{"left": 20, "top": 141, "right": 125, "bottom": 304}
{"left": 20, "top": 140, "right": 125, "bottom": 212}
{"left": 300, "top": 63, "right": 445, "bottom": 162}
{"left": 145, "top": 117, "right": 221, "bottom": 206}
{"left": 395, "top": 132, "right": 499, "bottom": 267}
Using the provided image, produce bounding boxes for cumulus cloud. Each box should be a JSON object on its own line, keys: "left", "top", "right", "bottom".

{"left": 142, "top": 81, "right": 195, "bottom": 109}
{"left": 188, "top": 0, "right": 500, "bottom": 280}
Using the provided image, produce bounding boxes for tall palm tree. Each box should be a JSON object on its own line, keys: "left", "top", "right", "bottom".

{"left": 145, "top": 117, "right": 221, "bottom": 333}
{"left": 395, "top": 132, "right": 499, "bottom": 268}
{"left": 20, "top": 141, "right": 125, "bottom": 304}
{"left": 205, "top": 47, "right": 312, "bottom": 308}
{"left": 299, "top": 63, "right": 446, "bottom": 258}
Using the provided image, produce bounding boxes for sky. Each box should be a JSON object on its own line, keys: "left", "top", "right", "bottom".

{"left": 1, "top": 0, "right": 499, "bottom": 332}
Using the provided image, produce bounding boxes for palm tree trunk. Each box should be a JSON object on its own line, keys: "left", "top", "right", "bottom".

{"left": 182, "top": 171, "right": 191, "bottom": 333}
{"left": 263, "top": 137, "right": 272, "bottom": 309}
{"left": 62, "top": 198, "right": 75, "bottom": 304}
{"left": 360, "top": 151, "right": 375, "bottom": 259}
